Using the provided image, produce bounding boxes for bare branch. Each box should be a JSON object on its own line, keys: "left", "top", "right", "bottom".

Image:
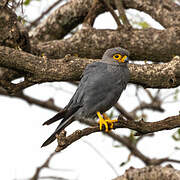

{"left": 30, "top": 0, "right": 103, "bottom": 42}
{"left": 83, "top": 140, "right": 119, "bottom": 175}
{"left": 27, "top": 0, "right": 64, "bottom": 31}
{"left": 0, "top": 79, "right": 34, "bottom": 94}
{"left": 30, "top": 0, "right": 180, "bottom": 42}
{"left": 54, "top": 114, "right": 180, "bottom": 152}
{"left": 114, "top": 165, "right": 180, "bottom": 180}
{"left": 0, "top": 89, "right": 62, "bottom": 111}
{"left": 131, "top": 101, "right": 164, "bottom": 115}
{"left": 83, "top": 0, "right": 103, "bottom": 27}
{"left": 99, "top": 0, "right": 122, "bottom": 28}
{"left": 33, "top": 27, "right": 180, "bottom": 62}
{"left": 123, "top": 0, "right": 180, "bottom": 28}
{"left": 39, "top": 176, "right": 68, "bottom": 180}
{"left": 30, "top": 152, "right": 56, "bottom": 180}
{"left": 114, "top": 0, "right": 131, "bottom": 27}
{"left": 1, "top": 46, "right": 180, "bottom": 91}
{"left": 114, "top": 103, "right": 134, "bottom": 120}
{"left": 117, "top": 115, "right": 180, "bottom": 135}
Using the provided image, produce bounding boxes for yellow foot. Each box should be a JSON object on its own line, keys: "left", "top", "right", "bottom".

{"left": 97, "top": 112, "right": 109, "bottom": 132}
{"left": 103, "top": 113, "right": 118, "bottom": 129}
{"left": 97, "top": 112, "right": 118, "bottom": 132}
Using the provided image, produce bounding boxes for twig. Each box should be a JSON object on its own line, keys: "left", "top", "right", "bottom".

{"left": 83, "top": 140, "right": 119, "bottom": 175}
{"left": 107, "top": 131, "right": 151, "bottom": 165}
{"left": 27, "top": 0, "right": 64, "bottom": 30}
{"left": 83, "top": 0, "right": 102, "bottom": 27}
{"left": 114, "top": 103, "right": 134, "bottom": 120}
{"left": 39, "top": 176, "right": 68, "bottom": 180}
{"left": 114, "top": 0, "right": 131, "bottom": 27}
{"left": 99, "top": 0, "right": 122, "bottom": 28}
{"left": 144, "top": 88, "right": 154, "bottom": 101}
{"left": 30, "top": 152, "right": 56, "bottom": 180}
{"left": 0, "top": 88, "right": 62, "bottom": 111}
{"left": 55, "top": 114, "right": 180, "bottom": 151}
{"left": 117, "top": 115, "right": 180, "bottom": 135}
{"left": 0, "top": 79, "right": 35, "bottom": 95}
{"left": 131, "top": 101, "right": 164, "bottom": 115}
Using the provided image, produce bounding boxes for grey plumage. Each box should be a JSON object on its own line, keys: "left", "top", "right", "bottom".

{"left": 41, "top": 47, "right": 130, "bottom": 147}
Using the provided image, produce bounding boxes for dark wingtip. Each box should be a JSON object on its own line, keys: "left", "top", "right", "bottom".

{"left": 41, "top": 144, "right": 44, "bottom": 148}
{"left": 41, "top": 141, "right": 48, "bottom": 148}
{"left": 41, "top": 133, "right": 56, "bottom": 148}
{"left": 41, "top": 142, "right": 48, "bottom": 148}
{"left": 42, "top": 121, "right": 47, "bottom": 126}
{"left": 42, "top": 110, "right": 66, "bottom": 126}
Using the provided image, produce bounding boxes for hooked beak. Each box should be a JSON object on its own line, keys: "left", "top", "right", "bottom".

{"left": 124, "top": 57, "right": 129, "bottom": 63}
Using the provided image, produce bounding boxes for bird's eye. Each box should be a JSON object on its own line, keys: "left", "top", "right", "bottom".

{"left": 113, "top": 54, "right": 121, "bottom": 60}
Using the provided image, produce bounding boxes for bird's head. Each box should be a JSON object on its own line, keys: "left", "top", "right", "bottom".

{"left": 102, "top": 47, "right": 130, "bottom": 65}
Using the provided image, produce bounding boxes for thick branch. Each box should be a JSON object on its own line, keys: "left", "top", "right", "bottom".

{"left": 99, "top": 0, "right": 122, "bottom": 28}
{"left": 0, "top": 46, "right": 180, "bottom": 90}
{"left": 123, "top": 0, "right": 180, "bottom": 28}
{"left": 114, "top": 0, "right": 131, "bottom": 27}
{"left": 30, "top": 0, "right": 104, "bottom": 42}
{"left": 34, "top": 27, "right": 180, "bottom": 62}
{"left": 114, "top": 165, "right": 180, "bottom": 180}
{"left": 30, "top": 0, "right": 179, "bottom": 42}
{"left": 0, "top": 6, "right": 30, "bottom": 52}
{"left": 55, "top": 114, "right": 180, "bottom": 152}
{"left": 116, "top": 115, "right": 180, "bottom": 135}
{"left": 27, "top": 0, "right": 64, "bottom": 31}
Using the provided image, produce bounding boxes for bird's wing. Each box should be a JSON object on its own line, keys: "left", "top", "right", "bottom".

{"left": 41, "top": 63, "right": 100, "bottom": 147}
{"left": 79, "top": 62, "right": 129, "bottom": 114}
{"left": 41, "top": 62, "right": 128, "bottom": 147}
{"left": 83, "top": 63, "right": 123, "bottom": 98}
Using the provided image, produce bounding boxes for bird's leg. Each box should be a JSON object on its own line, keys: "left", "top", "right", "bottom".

{"left": 103, "top": 113, "right": 118, "bottom": 129}
{"left": 97, "top": 111, "right": 109, "bottom": 132}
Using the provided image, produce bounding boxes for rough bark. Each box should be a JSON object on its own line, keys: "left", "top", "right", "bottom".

{"left": 114, "top": 165, "right": 180, "bottom": 180}
{"left": 0, "top": 6, "right": 30, "bottom": 52}
{"left": 0, "top": 1, "right": 180, "bottom": 179}
{"left": 30, "top": 0, "right": 180, "bottom": 42}
{"left": 0, "top": 46, "right": 180, "bottom": 89}
{"left": 30, "top": 0, "right": 104, "bottom": 42}
{"left": 123, "top": 0, "right": 180, "bottom": 28}
{"left": 33, "top": 27, "right": 180, "bottom": 62}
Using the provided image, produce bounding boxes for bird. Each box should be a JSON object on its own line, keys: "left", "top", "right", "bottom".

{"left": 41, "top": 47, "right": 130, "bottom": 147}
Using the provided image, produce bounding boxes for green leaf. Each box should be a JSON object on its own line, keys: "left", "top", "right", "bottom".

{"left": 137, "top": 21, "right": 150, "bottom": 29}
{"left": 172, "top": 129, "right": 180, "bottom": 141}
{"left": 24, "top": 0, "right": 31, "bottom": 5}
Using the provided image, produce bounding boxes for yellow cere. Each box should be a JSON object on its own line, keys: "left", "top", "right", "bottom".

{"left": 121, "top": 55, "right": 127, "bottom": 63}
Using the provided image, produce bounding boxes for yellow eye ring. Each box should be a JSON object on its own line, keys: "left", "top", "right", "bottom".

{"left": 113, "top": 54, "right": 121, "bottom": 60}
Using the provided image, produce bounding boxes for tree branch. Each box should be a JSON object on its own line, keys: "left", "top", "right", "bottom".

{"left": 123, "top": 0, "right": 180, "bottom": 28}
{"left": 54, "top": 114, "right": 180, "bottom": 152}
{"left": 33, "top": 27, "right": 180, "bottom": 62}
{"left": 27, "top": 0, "right": 64, "bottom": 31}
{"left": 0, "top": 46, "right": 180, "bottom": 92}
{"left": 99, "top": 0, "right": 122, "bottom": 28}
{"left": 114, "top": 165, "right": 180, "bottom": 180}
{"left": 114, "top": 0, "right": 131, "bottom": 27}
{"left": 30, "top": 0, "right": 180, "bottom": 42}
{"left": 30, "top": 0, "right": 104, "bottom": 42}
{"left": 117, "top": 115, "right": 180, "bottom": 135}
{"left": 83, "top": 0, "right": 103, "bottom": 27}
{"left": 30, "top": 152, "right": 56, "bottom": 180}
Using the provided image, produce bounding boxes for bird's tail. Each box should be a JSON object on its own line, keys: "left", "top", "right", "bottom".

{"left": 41, "top": 116, "right": 75, "bottom": 147}
{"left": 41, "top": 104, "right": 82, "bottom": 147}
{"left": 42, "top": 109, "right": 67, "bottom": 125}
